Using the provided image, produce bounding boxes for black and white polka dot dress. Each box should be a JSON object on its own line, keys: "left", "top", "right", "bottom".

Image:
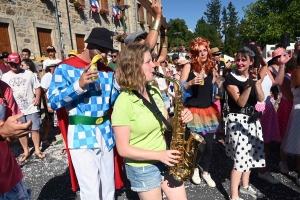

{"left": 225, "top": 113, "right": 266, "bottom": 172}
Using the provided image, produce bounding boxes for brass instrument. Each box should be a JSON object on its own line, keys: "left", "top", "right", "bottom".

{"left": 153, "top": 72, "right": 205, "bottom": 181}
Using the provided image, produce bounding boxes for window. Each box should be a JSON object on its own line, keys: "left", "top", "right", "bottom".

{"left": 76, "top": 34, "right": 85, "bottom": 54}
{"left": 137, "top": 4, "right": 144, "bottom": 21}
{"left": 101, "top": 0, "right": 108, "bottom": 9}
{"left": 0, "top": 23, "right": 11, "bottom": 63}
{"left": 37, "top": 28, "right": 52, "bottom": 57}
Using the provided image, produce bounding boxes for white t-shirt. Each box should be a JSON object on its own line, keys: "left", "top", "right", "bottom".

{"left": 41, "top": 72, "right": 52, "bottom": 90}
{"left": 155, "top": 66, "right": 168, "bottom": 91}
{"left": 2, "top": 70, "right": 40, "bottom": 115}
{"left": 42, "top": 58, "right": 61, "bottom": 69}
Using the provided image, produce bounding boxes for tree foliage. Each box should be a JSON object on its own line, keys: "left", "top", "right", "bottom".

{"left": 166, "top": 18, "right": 194, "bottom": 51}
{"left": 222, "top": 2, "right": 241, "bottom": 56}
{"left": 194, "top": 17, "right": 220, "bottom": 48}
{"left": 204, "top": 0, "right": 222, "bottom": 33}
{"left": 240, "top": 0, "right": 300, "bottom": 46}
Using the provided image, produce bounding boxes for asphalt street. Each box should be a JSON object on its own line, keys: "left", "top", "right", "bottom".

{"left": 9, "top": 126, "right": 300, "bottom": 200}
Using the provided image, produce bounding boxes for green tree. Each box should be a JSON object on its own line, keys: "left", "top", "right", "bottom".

{"left": 194, "top": 17, "right": 220, "bottom": 48}
{"left": 222, "top": 2, "right": 241, "bottom": 56}
{"left": 240, "top": 0, "right": 300, "bottom": 46}
{"left": 167, "top": 18, "right": 193, "bottom": 51}
{"left": 204, "top": 0, "right": 222, "bottom": 33}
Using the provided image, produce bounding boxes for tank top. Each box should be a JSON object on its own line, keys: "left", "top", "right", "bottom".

{"left": 184, "top": 67, "right": 213, "bottom": 108}
{"left": 259, "top": 73, "right": 272, "bottom": 103}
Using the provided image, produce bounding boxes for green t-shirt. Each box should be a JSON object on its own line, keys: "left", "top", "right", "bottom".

{"left": 108, "top": 62, "right": 117, "bottom": 71}
{"left": 112, "top": 86, "right": 167, "bottom": 167}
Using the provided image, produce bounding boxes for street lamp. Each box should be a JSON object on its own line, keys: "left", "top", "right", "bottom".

{"left": 174, "top": 32, "right": 181, "bottom": 55}
{"left": 116, "top": 4, "right": 130, "bottom": 34}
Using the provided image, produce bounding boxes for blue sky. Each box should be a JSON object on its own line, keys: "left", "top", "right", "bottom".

{"left": 162, "top": 0, "right": 256, "bottom": 31}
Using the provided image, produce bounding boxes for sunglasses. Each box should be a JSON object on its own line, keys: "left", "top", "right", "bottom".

{"left": 111, "top": 55, "right": 117, "bottom": 58}
{"left": 185, "top": 56, "right": 190, "bottom": 59}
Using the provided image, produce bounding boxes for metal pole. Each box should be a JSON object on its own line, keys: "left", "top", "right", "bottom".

{"left": 134, "top": 0, "right": 138, "bottom": 32}
{"left": 54, "top": 0, "right": 64, "bottom": 56}
{"left": 65, "top": 0, "right": 74, "bottom": 49}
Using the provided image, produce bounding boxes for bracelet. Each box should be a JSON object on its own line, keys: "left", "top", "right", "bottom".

{"left": 161, "top": 36, "right": 168, "bottom": 48}
{"left": 150, "top": 19, "right": 161, "bottom": 32}
{"left": 279, "top": 65, "right": 285, "bottom": 68}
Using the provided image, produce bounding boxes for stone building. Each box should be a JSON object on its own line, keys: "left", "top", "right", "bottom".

{"left": 0, "top": 0, "right": 162, "bottom": 60}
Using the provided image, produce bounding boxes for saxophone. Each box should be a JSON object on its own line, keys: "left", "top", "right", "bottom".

{"left": 153, "top": 72, "right": 205, "bottom": 182}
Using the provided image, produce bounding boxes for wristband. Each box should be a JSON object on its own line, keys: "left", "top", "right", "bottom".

{"left": 150, "top": 19, "right": 161, "bottom": 32}
{"left": 161, "top": 36, "right": 168, "bottom": 48}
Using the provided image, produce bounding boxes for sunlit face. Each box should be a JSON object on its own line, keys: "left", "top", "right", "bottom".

{"left": 21, "top": 52, "right": 30, "bottom": 59}
{"left": 198, "top": 45, "right": 208, "bottom": 62}
{"left": 142, "top": 51, "right": 156, "bottom": 82}
{"left": 47, "top": 50, "right": 56, "bottom": 58}
{"left": 21, "top": 61, "right": 29, "bottom": 70}
{"left": 235, "top": 53, "right": 253, "bottom": 73}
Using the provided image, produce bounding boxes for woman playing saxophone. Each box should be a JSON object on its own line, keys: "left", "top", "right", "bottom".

{"left": 111, "top": 43, "right": 192, "bottom": 200}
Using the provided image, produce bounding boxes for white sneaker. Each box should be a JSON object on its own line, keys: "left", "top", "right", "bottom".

{"left": 239, "top": 186, "right": 264, "bottom": 199}
{"left": 202, "top": 173, "right": 216, "bottom": 187}
{"left": 258, "top": 172, "right": 280, "bottom": 184}
{"left": 279, "top": 162, "right": 289, "bottom": 174}
{"left": 191, "top": 168, "right": 201, "bottom": 185}
{"left": 230, "top": 198, "right": 244, "bottom": 200}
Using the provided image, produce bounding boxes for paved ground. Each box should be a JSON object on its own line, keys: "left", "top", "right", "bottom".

{"left": 9, "top": 126, "right": 300, "bottom": 200}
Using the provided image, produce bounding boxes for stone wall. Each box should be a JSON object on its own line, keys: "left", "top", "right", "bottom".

{"left": 0, "top": 0, "right": 151, "bottom": 59}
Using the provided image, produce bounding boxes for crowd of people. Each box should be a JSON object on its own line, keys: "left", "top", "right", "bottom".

{"left": 1, "top": 1, "right": 300, "bottom": 200}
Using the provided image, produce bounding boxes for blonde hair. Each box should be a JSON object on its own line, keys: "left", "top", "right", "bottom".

{"left": 117, "top": 43, "right": 151, "bottom": 90}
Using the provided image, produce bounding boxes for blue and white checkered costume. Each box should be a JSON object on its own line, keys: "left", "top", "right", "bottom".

{"left": 48, "top": 63, "right": 119, "bottom": 150}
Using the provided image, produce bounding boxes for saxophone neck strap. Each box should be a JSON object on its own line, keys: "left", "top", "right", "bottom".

{"left": 132, "top": 88, "right": 172, "bottom": 131}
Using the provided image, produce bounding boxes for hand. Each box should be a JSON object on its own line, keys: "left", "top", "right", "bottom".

{"left": 151, "top": 0, "right": 162, "bottom": 19}
{"left": 248, "top": 68, "right": 258, "bottom": 86}
{"left": 78, "top": 64, "right": 99, "bottom": 89}
{"left": 190, "top": 74, "right": 203, "bottom": 85}
{"left": 278, "top": 54, "right": 291, "bottom": 65}
{"left": 47, "top": 106, "right": 54, "bottom": 113}
{"left": 181, "top": 108, "right": 193, "bottom": 123}
{"left": 158, "top": 150, "right": 180, "bottom": 166}
{"left": 32, "top": 97, "right": 40, "bottom": 106}
{"left": 0, "top": 114, "right": 32, "bottom": 139}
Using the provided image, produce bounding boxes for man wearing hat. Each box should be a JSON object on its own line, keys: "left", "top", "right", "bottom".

{"left": 1, "top": 53, "right": 44, "bottom": 162}
{"left": 0, "top": 52, "right": 10, "bottom": 75}
{"left": 211, "top": 47, "right": 226, "bottom": 74}
{"left": 42, "top": 46, "right": 61, "bottom": 74}
{"left": 48, "top": 27, "right": 119, "bottom": 200}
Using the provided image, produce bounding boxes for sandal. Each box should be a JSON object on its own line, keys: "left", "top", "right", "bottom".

{"left": 18, "top": 154, "right": 30, "bottom": 162}
{"left": 60, "top": 149, "right": 67, "bottom": 155}
{"left": 35, "top": 152, "right": 46, "bottom": 159}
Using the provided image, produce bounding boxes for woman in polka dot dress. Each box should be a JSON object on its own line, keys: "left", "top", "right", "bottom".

{"left": 224, "top": 44, "right": 265, "bottom": 200}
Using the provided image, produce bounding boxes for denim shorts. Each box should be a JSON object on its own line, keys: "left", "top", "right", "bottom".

{"left": 125, "top": 162, "right": 168, "bottom": 192}
{"left": 19, "top": 112, "right": 41, "bottom": 131}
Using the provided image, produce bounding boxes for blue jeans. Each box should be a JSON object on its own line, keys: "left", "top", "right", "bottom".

{"left": 0, "top": 181, "right": 31, "bottom": 200}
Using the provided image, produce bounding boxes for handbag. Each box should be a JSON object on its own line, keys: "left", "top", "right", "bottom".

{"left": 132, "top": 87, "right": 172, "bottom": 131}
